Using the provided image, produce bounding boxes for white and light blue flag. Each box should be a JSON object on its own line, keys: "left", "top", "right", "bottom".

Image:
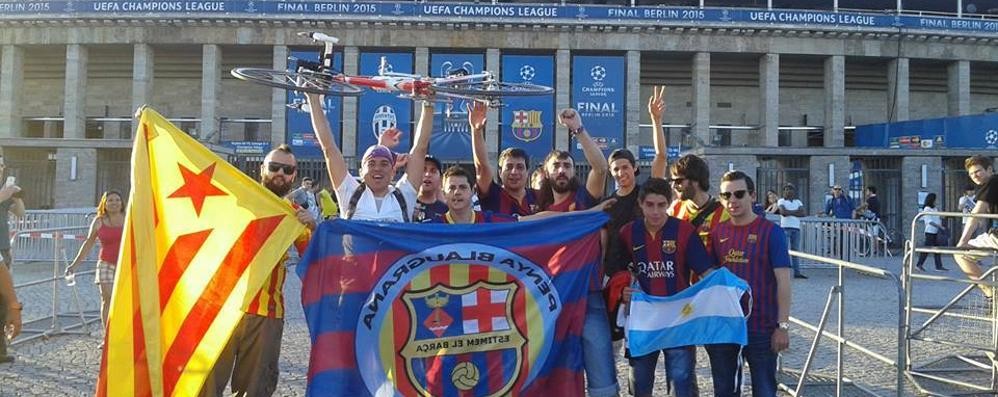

{"left": 625, "top": 268, "right": 751, "bottom": 357}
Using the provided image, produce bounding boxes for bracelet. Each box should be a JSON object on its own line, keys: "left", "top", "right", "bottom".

{"left": 569, "top": 126, "right": 585, "bottom": 137}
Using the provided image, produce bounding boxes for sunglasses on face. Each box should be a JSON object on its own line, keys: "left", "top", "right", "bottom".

{"left": 719, "top": 189, "right": 751, "bottom": 201}
{"left": 670, "top": 177, "right": 686, "bottom": 185}
{"left": 833, "top": 188, "right": 842, "bottom": 191}
{"left": 266, "top": 162, "right": 296, "bottom": 175}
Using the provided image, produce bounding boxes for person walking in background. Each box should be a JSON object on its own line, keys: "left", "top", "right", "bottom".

{"left": 65, "top": 190, "right": 125, "bottom": 331}
{"left": 959, "top": 185, "right": 979, "bottom": 237}
{"left": 764, "top": 190, "right": 780, "bottom": 214}
{"left": 914, "top": 193, "right": 948, "bottom": 272}
{"left": 778, "top": 183, "right": 807, "bottom": 279}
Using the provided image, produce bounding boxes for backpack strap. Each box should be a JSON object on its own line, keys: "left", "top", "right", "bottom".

{"left": 344, "top": 181, "right": 411, "bottom": 223}
{"left": 345, "top": 182, "right": 367, "bottom": 220}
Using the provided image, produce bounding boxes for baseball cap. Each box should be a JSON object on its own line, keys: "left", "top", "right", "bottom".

{"left": 424, "top": 155, "right": 443, "bottom": 175}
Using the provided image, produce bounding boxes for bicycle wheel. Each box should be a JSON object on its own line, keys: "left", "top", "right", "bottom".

{"left": 230, "top": 67, "right": 363, "bottom": 96}
{"left": 431, "top": 81, "right": 553, "bottom": 97}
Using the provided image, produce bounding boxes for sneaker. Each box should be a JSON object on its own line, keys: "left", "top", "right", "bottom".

{"left": 916, "top": 265, "right": 926, "bottom": 272}
{"left": 935, "top": 266, "right": 949, "bottom": 271}
{"left": 794, "top": 273, "right": 808, "bottom": 279}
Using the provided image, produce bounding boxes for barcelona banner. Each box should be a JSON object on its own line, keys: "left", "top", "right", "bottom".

{"left": 296, "top": 212, "right": 607, "bottom": 396}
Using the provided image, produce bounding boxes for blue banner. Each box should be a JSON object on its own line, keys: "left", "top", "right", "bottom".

{"left": 429, "top": 53, "right": 484, "bottom": 161}
{"left": 296, "top": 213, "right": 607, "bottom": 396}
{"left": 287, "top": 50, "right": 342, "bottom": 158}
{"left": 855, "top": 113, "right": 998, "bottom": 150}
{"left": 6, "top": 2, "right": 996, "bottom": 34}
{"left": 357, "top": 52, "right": 413, "bottom": 153}
{"left": 501, "top": 54, "right": 555, "bottom": 162}
{"left": 571, "top": 55, "right": 625, "bottom": 158}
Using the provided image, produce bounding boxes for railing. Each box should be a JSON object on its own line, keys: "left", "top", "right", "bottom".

{"left": 765, "top": 215, "right": 890, "bottom": 263}
{"left": 903, "top": 211, "right": 998, "bottom": 396}
{"left": 778, "top": 250, "right": 905, "bottom": 397}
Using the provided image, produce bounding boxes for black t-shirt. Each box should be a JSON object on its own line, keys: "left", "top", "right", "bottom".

{"left": 977, "top": 175, "right": 998, "bottom": 216}
{"left": 603, "top": 188, "right": 641, "bottom": 277}
{"left": 412, "top": 199, "right": 448, "bottom": 223}
{"left": 866, "top": 196, "right": 881, "bottom": 219}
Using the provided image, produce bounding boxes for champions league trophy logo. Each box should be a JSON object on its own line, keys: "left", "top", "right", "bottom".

{"left": 373, "top": 105, "right": 398, "bottom": 140}
{"left": 986, "top": 129, "right": 998, "bottom": 147}
{"left": 590, "top": 65, "right": 607, "bottom": 83}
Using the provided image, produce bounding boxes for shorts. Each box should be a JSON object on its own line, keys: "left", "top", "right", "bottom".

{"left": 961, "top": 232, "right": 998, "bottom": 263}
{"left": 95, "top": 260, "right": 117, "bottom": 285}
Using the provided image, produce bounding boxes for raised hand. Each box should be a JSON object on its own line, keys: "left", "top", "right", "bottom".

{"left": 558, "top": 108, "right": 582, "bottom": 132}
{"left": 466, "top": 100, "right": 487, "bottom": 132}
{"left": 648, "top": 85, "right": 666, "bottom": 124}
{"left": 378, "top": 127, "right": 403, "bottom": 149}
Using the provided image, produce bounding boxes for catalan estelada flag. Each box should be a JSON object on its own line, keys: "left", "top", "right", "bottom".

{"left": 96, "top": 107, "right": 305, "bottom": 396}
{"left": 296, "top": 213, "right": 607, "bottom": 396}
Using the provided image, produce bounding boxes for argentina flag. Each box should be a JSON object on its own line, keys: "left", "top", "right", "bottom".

{"left": 625, "top": 268, "right": 751, "bottom": 357}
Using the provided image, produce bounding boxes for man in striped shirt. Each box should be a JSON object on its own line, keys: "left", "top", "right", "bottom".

{"left": 200, "top": 144, "right": 315, "bottom": 397}
{"left": 469, "top": 101, "right": 540, "bottom": 217}
{"left": 705, "top": 171, "right": 792, "bottom": 397}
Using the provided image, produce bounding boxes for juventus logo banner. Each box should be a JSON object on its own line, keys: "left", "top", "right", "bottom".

{"left": 357, "top": 51, "right": 414, "bottom": 154}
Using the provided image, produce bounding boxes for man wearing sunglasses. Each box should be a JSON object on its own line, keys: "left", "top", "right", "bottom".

{"left": 706, "top": 171, "right": 792, "bottom": 397}
{"left": 824, "top": 185, "right": 854, "bottom": 220}
{"left": 305, "top": 93, "right": 433, "bottom": 223}
{"left": 202, "top": 144, "right": 316, "bottom": 397}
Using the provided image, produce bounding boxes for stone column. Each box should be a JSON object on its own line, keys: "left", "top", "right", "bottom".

{"left": 759, "top": 53, "right": 779, "bottom": 147}
{"left": 270, "top": 45, "right": 289, "bottom": 150}
{"left": 626, "top": 50, "right": 641, "bottom": 154}
{"left": 342, "top": 46, "right": 360, "bottom": 158}
{"left": 486, "top": 48, "right": 501, "bottom": 163}
{"left": 887, "top": 57, "right": 909, "bottom": 122}
{"left": 54, "top": 148, "right": 97, "bottom": 208}
{"left": 63, "top": 44, "right": 88, "bottom": 139}
{"left": 807, "top": 155, "right": 851, "bottom": 215}
{"left": 556, "top": 49, "right": 571, "bottom": 151}
{"left": 947, "top": 60, "right": 970, "bottom": 117}
{"left": 131, "top": 43, "right": 154, "bottom": 134}
{"left": 200, "top": 44, "right": 222, "bottom": 143}
{"left": 414, "top": 47, "right": 429, "bottom": 77}
{"left": 0, "top": 45, "right": 24, "bottom": 138}
{"left": 823, "top": 55, "right": 845, "bottom": 148}
{"left": 692, "top": 52, "right": 711, "bottom": 146}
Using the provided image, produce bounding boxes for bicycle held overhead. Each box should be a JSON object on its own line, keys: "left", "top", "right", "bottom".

{"left": 231, "top": 32, "right": 553, "bottom": 108}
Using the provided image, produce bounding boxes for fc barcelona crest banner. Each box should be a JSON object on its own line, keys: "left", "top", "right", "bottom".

{"left": 296, "top": 213, "right": 607, "bottom": 396}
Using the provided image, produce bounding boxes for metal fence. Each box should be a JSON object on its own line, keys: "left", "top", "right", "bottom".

{"left": 767, "top": 215, "right": 891, "bottom": 263}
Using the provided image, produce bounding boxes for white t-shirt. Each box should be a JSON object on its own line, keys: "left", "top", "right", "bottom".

{"left": 921, "top": 206, "right": 941, "bottom": 234}
{"left": 777, "top": 198, "right": 803, "bottom": 229}
{"left": 335, "top": 174, "right": 418, "bottom": 223}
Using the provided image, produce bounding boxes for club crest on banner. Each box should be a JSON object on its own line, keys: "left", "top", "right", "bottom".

{"left": 400, "top": 282, "right": 526, "bottom": 396}
{"left": 356, "top": 243, "right": 561, "bottom": 396}
{"left": 372, "top": 105, "right": 397, "bottom": 140}
{"left": 511, "top": 110, "right": 543, "bottom": 142}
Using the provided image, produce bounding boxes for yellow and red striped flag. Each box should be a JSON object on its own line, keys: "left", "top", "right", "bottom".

{"left": 97, "top": 107, "right": 305, "bottom": 397}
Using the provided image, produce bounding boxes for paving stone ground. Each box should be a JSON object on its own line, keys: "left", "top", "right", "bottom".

{"left": 1, "top": 254, "right": 992, "bottom": 396}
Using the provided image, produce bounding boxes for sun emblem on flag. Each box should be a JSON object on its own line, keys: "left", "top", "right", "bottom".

{"left": 680, "top": 302, "right": 694, "bottom": 318}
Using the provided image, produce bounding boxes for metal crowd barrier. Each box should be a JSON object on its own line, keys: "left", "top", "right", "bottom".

{"left": 765, "top": 215, "right": 890, "bottom": 263}
{"left": 9, "top": 208, "right": 95, "bottom": 232}
{"left": 777, "top": 251, "right": 905, "bottom": 397}
{"left": 904, "top": 211, "right": 998, "bottom": 396}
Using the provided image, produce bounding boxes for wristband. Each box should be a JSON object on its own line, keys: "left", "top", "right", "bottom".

{"left": 569, "top": 126, "right": 585, "bottom": 137}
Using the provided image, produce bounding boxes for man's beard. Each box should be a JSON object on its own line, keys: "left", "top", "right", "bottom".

{"left": 550, "top": 176, "right": 579, "bottom": 194}
{"left": 262, "top": 174, "right": 293, "bottom": 197}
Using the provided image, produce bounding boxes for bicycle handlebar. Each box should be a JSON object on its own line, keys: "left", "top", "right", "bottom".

{"left": 299, "top": 31, "right": 339, "bottom": 44}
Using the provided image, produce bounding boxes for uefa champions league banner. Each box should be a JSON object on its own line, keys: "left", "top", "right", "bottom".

{"left": 287, "top": 50, "right": 343, "bottom": 158}
{"left": 358, "top": 52, "right": 414, "bottom": 154}
{"left": 501, "top": 54, "right": 555, "bottom": 161}
{"left": 4, "top": 2, "right": 998, "bottom": 34}
{"left": 429, "top": 53, "right": 484, "bottom": 161}
{"left": 296, "top": 213, "right": 606, "bottom": 396}
{"left": 854, "top": 113, "right": 998, "bottom": 150}
{"left": 571, "top": 55, "right": 625, "bottom": 158}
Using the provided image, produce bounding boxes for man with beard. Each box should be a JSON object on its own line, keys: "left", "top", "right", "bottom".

{"left": 305, "top": 93, "right": 433, "bottom": 223}
{"left": 412, "top": 155, "right": 448, "bottom": 223}
{"left": 469, "top": 101, "right": 538, "bottom": 216}
{"left": 668, "top": 154, "right": 730, "bottom": 252}
{"left": 201, "top": 144, "right": 316, "bottom": 397}
{"left": 533, "top": 107, "right": 616, "bottom": 397}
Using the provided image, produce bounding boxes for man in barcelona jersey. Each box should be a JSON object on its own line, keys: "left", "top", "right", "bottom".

{"left": 706, "top": 171, "right": 792, "bottom": 397}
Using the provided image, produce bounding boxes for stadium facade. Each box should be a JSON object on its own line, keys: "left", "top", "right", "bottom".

{"left": 0, "top": 0, "right": 996, "bottom": 241}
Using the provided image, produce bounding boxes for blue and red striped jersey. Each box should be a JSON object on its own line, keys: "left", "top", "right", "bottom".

{"left": 544, "top": 188, "right": 596, "bottom": 213}
{"left": 426, "top": 211, "right": 517, "bottom": 224}
{"left": 618, "top": 218, "right": 713, "bottom": 297}
{"left": 479, "top": 180, "right": 538, "bottom": 216}
{"left": 709, "top": 216, "right": 791, "bottom": 333}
